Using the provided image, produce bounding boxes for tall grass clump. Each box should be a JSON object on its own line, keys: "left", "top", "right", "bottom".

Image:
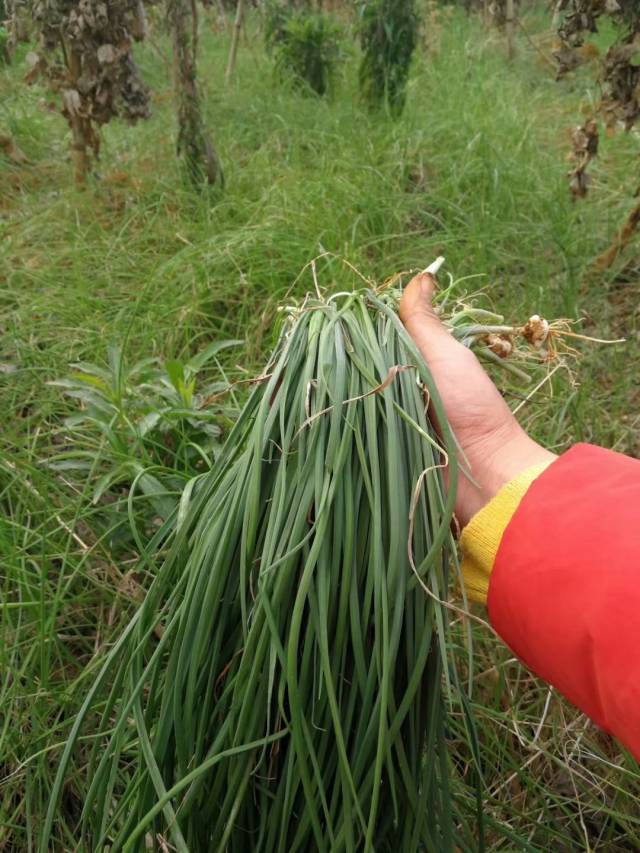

{"left": 358, "top": 0, "right": 418, "bottom": 115}
{"left": 265, "top": 3, "right": 344, "bottom": 96}
{"left": 42, "top": 280, "right": 483, "bottom": 852}
{"left": 0, "top": 17, "right": 7, "bottom": 65}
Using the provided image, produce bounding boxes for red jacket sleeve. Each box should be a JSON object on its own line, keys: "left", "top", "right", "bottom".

{"left": 487, "top": 444, "right": 640, "bottom": 760}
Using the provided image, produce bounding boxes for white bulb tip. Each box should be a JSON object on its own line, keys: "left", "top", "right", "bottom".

{"left": 423, "top": 256, "right": 445, "bottom": 276}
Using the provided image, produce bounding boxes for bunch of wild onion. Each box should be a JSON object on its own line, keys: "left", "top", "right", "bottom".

{"left": 42, "top": 274, "right": 551, "bottom": 853}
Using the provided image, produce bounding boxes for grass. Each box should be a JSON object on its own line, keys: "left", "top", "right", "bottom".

{"left": 1, "top": 3, "right": 639, "bottom": 850}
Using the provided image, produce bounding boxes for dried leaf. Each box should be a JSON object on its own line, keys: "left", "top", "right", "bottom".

{"left": 556, "top": 0, "right": 640, "bottom": 129}
{"left": 97, "top": 43, "right": 116, "bottom": 64}
{"left": 62, "top": 88, "right": 82, "bottom": 116}
{"left": 601, "top": 41, "right": 640, "bottom": 129}
{"left": 567, "top": 118, "right": 599, "bottom": 199}
{"left": 25, "top": 0, "right": 152, "bottom": 182}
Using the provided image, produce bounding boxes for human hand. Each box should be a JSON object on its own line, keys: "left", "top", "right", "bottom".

{"left": 400, "top": 272, "right": 556, "bottom": 528}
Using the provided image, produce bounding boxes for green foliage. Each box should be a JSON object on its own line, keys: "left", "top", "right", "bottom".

{"left": 0, "top": 0, "right": 8, "bottom": 62}
{"left": 358, "top": 0, "right": 418, "bottom": 116}
{"left": 264, "top": 0, "right": 290, "bottom": 50}
{"left": 266, "top": 4, "right": 344, "bottom": 96}
{"left": 49, "top": 340, "right": 242, "bottom": 523}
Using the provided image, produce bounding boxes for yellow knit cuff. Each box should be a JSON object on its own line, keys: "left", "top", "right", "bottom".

{"left": 459, "top": 462, "right": 552, "bottom": 605}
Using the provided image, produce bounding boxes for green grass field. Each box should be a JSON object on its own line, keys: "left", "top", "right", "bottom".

{"left": 1, "top": 4, "right": 639, "bottom": 850}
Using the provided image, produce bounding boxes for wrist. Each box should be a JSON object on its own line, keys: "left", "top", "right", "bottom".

{"left": 479, "top": 431, "right": 556, "bottom": 504}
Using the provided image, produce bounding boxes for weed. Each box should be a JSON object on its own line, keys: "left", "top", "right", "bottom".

{"left": 266, "top": 4, "right": 345, "bottom": 95}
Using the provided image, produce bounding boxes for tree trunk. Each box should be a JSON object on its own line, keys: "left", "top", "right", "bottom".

{"left": 225, "top": 0, "right": 244, "bottom": 84}
{"left": 70, "top": 122, "right": 89, "bottom": 187}
{"left": 169, "top": 0, "right": 222, "bottom": 188}
{"left": 68, "top": 48, "right": 90, "bottom": 187}
{"left": 130, "top": 0, "right": 148, "bottom": 41}
{"left": 505, "top": 0, "right": 515, "bottom": 59}
{"left": 6, "top": 0, "right": 31, "bottom": 58}
{"left": 216, "top": 0, "right": 228, "bottom": 32}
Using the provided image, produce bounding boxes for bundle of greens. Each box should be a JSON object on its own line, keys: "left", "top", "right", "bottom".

{"left": 44, "top": 269, "right": 557, "bottom": 852}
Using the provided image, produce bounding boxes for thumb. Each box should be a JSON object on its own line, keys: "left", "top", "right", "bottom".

{"left": 399, "top": 273, "right": 457, "bottom": 363}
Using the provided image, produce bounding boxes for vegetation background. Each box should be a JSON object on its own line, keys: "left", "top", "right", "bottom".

{"left": 1, "top": 1, "right": 639, "bottom": 850}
